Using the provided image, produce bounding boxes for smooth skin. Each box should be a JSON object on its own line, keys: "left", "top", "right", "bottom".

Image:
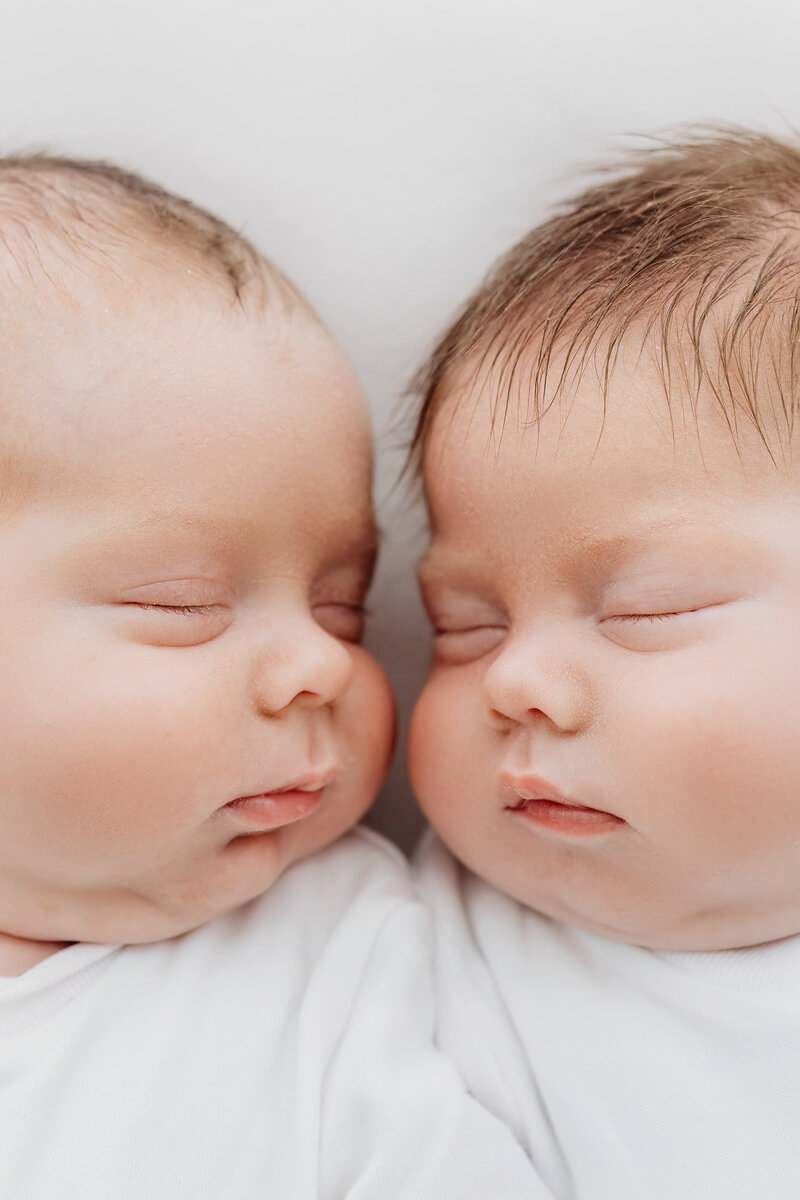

{"left": 410, "top": 345, "right": 800, "bottom": 950}
{"left": 0, "top": 267, "right": 394, "bottom": 974}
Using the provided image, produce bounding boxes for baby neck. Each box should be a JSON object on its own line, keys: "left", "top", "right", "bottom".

{"left": 0, "top": 930, "right": 72, "bottom": 977}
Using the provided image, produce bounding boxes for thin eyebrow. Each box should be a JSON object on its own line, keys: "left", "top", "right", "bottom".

{"left": 96, "top": 510, "right": 382, "bottom": 552}
{"left": 569, "top": 523, "right": 687, "bottom": 569}
{"left": 569, "top": 519, "right": 762, "bottom": 569}
{"left": 125, "top": 512, "right": 238, "bottom": 536}
{"left": 419, "top": 518, "right": 760, "bottom": 585}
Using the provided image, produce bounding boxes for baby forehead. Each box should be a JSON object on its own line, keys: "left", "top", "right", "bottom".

{"left": 421, "top": 359, "right": 663, "bottom": 506}
{"left": 420, "top": 390, "right": 800, "bottom": 589}
{"left": 0, "top": 292, "right": 366, "bottom": 519}
{"left": 423, "top": 332, "right": 796, "bottom": 494}
{"left": 421, "top": 414, "right": 790, "bottom": 597}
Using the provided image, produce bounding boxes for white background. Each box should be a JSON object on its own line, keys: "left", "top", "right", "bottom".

{"left": 4, "top": 0, "right": 798, "bottom": 847}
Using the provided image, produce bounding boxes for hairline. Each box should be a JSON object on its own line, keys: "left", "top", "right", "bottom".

{"left": 409, "top": 128, "right": 800, "bottom": 475}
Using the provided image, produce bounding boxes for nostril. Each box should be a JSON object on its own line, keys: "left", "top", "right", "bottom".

{"left": 250, "top": 618, "right": 356, "bottom": 717}
{"left": 487, "top": 707, "right": 514, "bottom": 731}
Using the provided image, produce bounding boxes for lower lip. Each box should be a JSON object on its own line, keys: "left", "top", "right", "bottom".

{"left": 507, "top": 798, "right": 624, "bottom": 837}
{"left": 223, "top": 789, "right": 323, "bottom": 830}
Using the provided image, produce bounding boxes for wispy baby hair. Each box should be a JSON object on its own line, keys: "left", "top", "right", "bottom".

{"left": 410, "top": 126, "right": 800, "bottom": 467}
{"left": 0, "top": 153, "right": 277, "bottom": 302}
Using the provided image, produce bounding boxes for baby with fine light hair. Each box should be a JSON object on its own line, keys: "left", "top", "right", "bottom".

{"left": 409, "top": 128, "right": 800, "bottom": 1199}
{"left": 0, "top": 156, "right": 549, "bottom": 1200}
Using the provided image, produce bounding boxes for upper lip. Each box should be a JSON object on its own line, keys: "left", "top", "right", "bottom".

{"left": 234, "top": 763, "right": 340, "bottom": 801}
{"left": 499, "top": 771, "right": 603, "bottom": 812}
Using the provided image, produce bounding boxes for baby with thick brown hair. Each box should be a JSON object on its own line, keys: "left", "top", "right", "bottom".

{"left": 410, "top": 129, "right": 800, "bottom": 1198}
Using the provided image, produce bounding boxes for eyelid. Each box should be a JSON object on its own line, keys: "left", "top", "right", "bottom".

{"left": 598, "top": 601, "right": 739, "bottom": 654}
{"left": 603, "top": 610, "right": 684, "bottom": 623}
{"left": 312, "top": 600, "right": 369, "bottom": 644}
{"left": 602, "top": 601, "right": 727, "bottom": 623}
{"left": 434, "top": 620, "right": 506, "bottom": 634}
{"left": 116, "top": 578, "right": 232, "bottom": 606}
{"left": 312, "top": 600, "right": 370, "bottom": 617}
{"left": 421, "top": 582, "right": 506, "bottom": 621}
{"left": 432, "top": 623, "right": 506, "bottom": 665}
{"left": 310, "top": 565, "right": 374, "bottom": 604}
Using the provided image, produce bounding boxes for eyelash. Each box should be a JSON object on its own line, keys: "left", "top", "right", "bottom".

{"left": 135, "top": 600, "right": 369, "bottom": 614}
{"left": 434, "top": 624, "right": 503, "bottom": 635}
{"left": 610, "top": 611, "right": 682, "bottom": 624}
{"left": 135, "top": 603, "right": 217, "bottom": 616}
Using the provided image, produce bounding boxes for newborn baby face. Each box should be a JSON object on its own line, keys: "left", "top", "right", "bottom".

{"left": 409, "top": 346, "right": 800, "bottom": 950}
{"left": 0, "top": 272, "right": 394, "bottom": 950}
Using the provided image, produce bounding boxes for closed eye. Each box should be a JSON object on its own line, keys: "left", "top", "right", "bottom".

{"left": 118, "top": 600, "right": 232, "bottom": 647}
{"left": 132, "top": 603, "right": 220, "bottom": 616}
{"left": 433, "top": 624, "right": 506, "bottom": 664}
{"left": 435, "top": 623, "right": 504, "bottom": 635}
{"left": 600, "top": 601, "right": 736, "bottom": 650}
{"left": 606, "top": 611, "right": 686, "bottom": 623}
{"left": 604, "top": 601, "right": 732, "bottom": 624}
{"left": 312, "top": 601, "right": 369, "bottom": 643}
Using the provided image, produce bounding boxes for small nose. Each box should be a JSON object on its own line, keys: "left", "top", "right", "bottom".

{"left": 483, "top": 630, "right": 593, "bottom": 734}
{"left": 251, "top": 613, "right": 354, "bottom": 716}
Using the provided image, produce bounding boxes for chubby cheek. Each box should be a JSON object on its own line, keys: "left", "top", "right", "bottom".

{"left": 613, "top": 651, "right": 800, "bottom": 864}
{"left": 340, "top": 649, "right": 397, "bottom": 806}
{"left": 0, "top": 635, "right": 230, "bottom": 864}
{"left": 408, "top": 670, "right": 487, "bottom": 834}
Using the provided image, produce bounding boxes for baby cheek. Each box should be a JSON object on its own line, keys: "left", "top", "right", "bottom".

{"left": 407, "top": 687, "right": 437, "bottom": 808}
{"left": 0, "top": 642, "right": 229, "bottom": 854}
{"left": 341, "top": 648, "right": 397, "bottom": 801}
{"left": 614, "top": 661, "right": 800, "bottom": 857}
{"left": 408, "top": 672, "right": 481, "bottom": 821}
